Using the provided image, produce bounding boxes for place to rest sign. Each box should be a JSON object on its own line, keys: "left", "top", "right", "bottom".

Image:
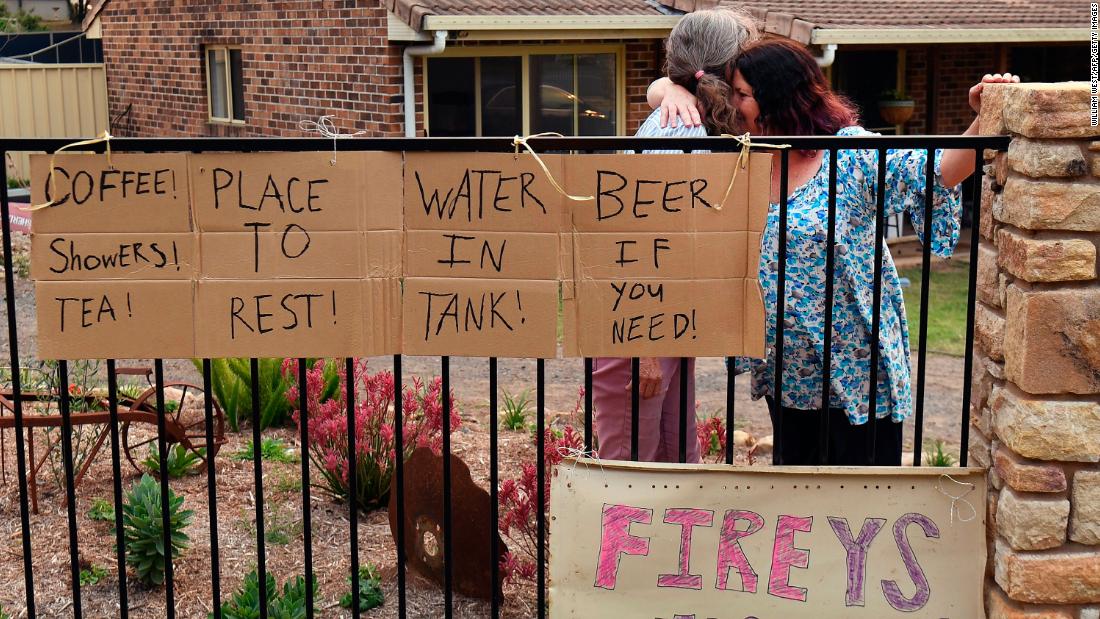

{"left": 549, "top": 460, "right": 985, "bottom": 619}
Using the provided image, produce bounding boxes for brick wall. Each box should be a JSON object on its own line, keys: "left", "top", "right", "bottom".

{"left": 905, "top": 45, "right": 999, "bottom": 135}
{"left": 99, "top": 0, "right": 664, "bottom": 138}
{"left": 625, "top": 39, "right": 662, "bottom": 132}
{"left": 974, "top": 82, "right": 1100, "bottom": 618}
{"left": 100, "top": 0, "right": 408, "bottom": 137}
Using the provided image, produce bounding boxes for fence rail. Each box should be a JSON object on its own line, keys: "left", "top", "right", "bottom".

{"left": 1, "top": 133, "right": 1009, "bottom": 618}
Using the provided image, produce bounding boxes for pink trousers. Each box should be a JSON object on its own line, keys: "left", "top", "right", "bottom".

{"left": 592, "top": 357, "right": 700, "bottom": 463}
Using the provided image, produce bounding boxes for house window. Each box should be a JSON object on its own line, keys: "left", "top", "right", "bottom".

{"left": 206, "top": 46, "right": 245, "bottom": 123}
{"left": 831, "top": 49, "right": 901, "bottom": 134}
{"left": 425, "top": 46, "right": 621, "bottom": 137}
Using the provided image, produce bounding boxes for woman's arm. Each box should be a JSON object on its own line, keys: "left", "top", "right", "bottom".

{"left": 940, "top": 73, "right": 1019, "bottom": 187}
{"left": 646, "top": 77, "right": 703, "bottom": 128}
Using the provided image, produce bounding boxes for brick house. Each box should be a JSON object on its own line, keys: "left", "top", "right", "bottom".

{"left": 81, "top": 0, "right": 1086, "bottom": 140}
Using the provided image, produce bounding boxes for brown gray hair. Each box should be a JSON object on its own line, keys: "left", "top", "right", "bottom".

{"left": 664, "top": 8, "right": 760, "bottom": 134}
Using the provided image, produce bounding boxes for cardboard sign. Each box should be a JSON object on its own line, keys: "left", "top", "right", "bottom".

{"left": 402, "top": 278, "right": 558, "bottom": 358}
{"left": 190, "top": 151, "right": 403, "bottom": 232}
{"left": 569, "top": 232, "right": 753, "bottom": 280}
{"left": 30, "top": 154, "right": 191, "bottom": 233}
{"left": 31, "top": 233, "right": 197, "bottom": 280}
{"left": 564, "top": 153, "right": 769, "bottom": 233}
{"left": 36, "top": 280, "right": 195, "bottom": 358}
{"left": 563, "top": 153, "right": 769, "bottom": 357}
{"left": 363, "top": 230, "right": 404, "bottom": 278}
{"left": 404, "top": 152, "right": 565, "bottom": 233}
{"left": 570, "top": 278, "right": 763, "bottom": 357}
{"left": 405, "top": 231, "right": 560, "bottom": 280}
{"left": 549, "top": 460, "right": 986, "bottom": 619}
{"left": 195, "top": 278, "right": 366, "bottom": 357}
{"left": 403, "top": 152, "right": 565, "bottom": 357}
{"left": 200, "top": 231, "right": 361, "bottom": 279}
{"left": 28, "top": 150, "right": 769, "bottom": 360}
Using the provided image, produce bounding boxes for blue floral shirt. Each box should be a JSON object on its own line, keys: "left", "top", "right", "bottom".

{"left": 745, "top": 126, "right": 963, "bottom": 425}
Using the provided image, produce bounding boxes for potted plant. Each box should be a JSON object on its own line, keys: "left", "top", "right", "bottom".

{"left": 878, "top": 89, "right": 915, "bottom": 126}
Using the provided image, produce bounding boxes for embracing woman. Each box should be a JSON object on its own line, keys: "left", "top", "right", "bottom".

{"left": 648, "top": 38, "right": 1018, "bottom": 465}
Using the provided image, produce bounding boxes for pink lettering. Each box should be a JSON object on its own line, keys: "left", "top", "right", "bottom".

{"left": 657, "top": 508, "right": 714, "bottom": 589}
{"left": 768, "top": 515, "right": 813, "bottom": 602}
{"left": 594, "top": 503, "right": 653, "bottom": 590}
{"left": 715, "top": 509, "right": 764, "bottom": 593}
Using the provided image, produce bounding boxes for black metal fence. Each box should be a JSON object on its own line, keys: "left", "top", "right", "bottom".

{"left": 1, "top": 133, "right": 1009, "bottom": 618}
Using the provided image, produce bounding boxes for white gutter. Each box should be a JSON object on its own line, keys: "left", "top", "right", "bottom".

{"left": 812, "top": 27, "right": 1090, "bottom": 45}
{"left": 421, "top": 14, "right": 682, "bottom": 31}
{"left": 815, "top": 43, "right": 837, "bottom": 68}
{"left": 403, "top": 30, "right": 447, "bottom": 138}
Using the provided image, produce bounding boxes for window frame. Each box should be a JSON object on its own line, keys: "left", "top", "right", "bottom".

{"left": 421, "top": 43, "right": 626, "bottom": 137}
{"left": 205, "top": 44, "right": 246, "bottom": 125}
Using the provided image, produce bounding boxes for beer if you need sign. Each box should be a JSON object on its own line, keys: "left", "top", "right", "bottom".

{"left": 28, "top": 149, "right": 766, "bottom": 360}
{"left": 548, "top": 461, "right": 986, "bottom": 618}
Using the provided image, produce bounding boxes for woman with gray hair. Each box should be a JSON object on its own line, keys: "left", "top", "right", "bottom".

{"left": 592, "top": 7, "right": 759, "bottom": 463}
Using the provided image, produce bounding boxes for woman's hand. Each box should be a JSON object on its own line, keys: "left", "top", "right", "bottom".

{"left": 647, "top": 77, "right": 703, "bottom": 128}
{"left": 969, "top": 73, "right": 1020, "bottom": 114}
{"left": 941, "top": 72, "right": 1021, "bottom": 187}
{"left": 627, "top": 357, "right": 664, "bottom": 400}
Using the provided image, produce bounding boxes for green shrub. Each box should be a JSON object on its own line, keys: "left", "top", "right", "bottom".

{"left": 340, "top": 564, "right": 384, "bottom": 612}
{"left": 122, "top": 474, "right": 193, "bottom": 587}
{"left": 87, "top": 497, "right": 115, "bottom": 522}
{"left": 214, "top": 570, "right": 315, "bottom": 619}
{"left": 197, "top": 358, "right": 338, "bottom": 432}
{"left": 232, "top": 437, "right": 297, "bottom": 463}
{"left": 117, "top": 383, "right": 146, "bottom": 401}
{"left": 926, "top": 440, "right": 956, "bottom": 467}
{"left": 12, "top": 252, "right": 29, "bottom": 279}
{"left": 500, "top": 387, "right": 532, "bottom": 431}
{"left": 143, "top": 444, "right": 204, "bottom": 478}
{"left": 80, "top": 564, "right": 109, "bottom": 587}
{"left": 0, "top": 604, "right": 10, "bottom": 619}
{"left": 0, "top": 5, "right": 45, "bottom": 32}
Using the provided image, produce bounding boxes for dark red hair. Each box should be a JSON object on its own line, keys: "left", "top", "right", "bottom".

{"left": 734, "top": 38, "right": 858, "bottom": 137}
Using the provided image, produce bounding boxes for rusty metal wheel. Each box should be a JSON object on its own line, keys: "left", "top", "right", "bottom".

{"left": 122, "top": 382, "right": 226, "bottom": 477}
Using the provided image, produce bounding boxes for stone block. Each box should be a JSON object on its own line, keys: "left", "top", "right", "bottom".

{"left": 1001, "top": 177, "right": 1100, "bottom": 232}
{"left": 995, "top": 537, "right": 1100, "bottom": 604}
{"left": 996, "top": 487, "right": 1070, "bottom": 550}
{"left": 993, "top": 442, "right": 1068, "bottom": 493}
{"left": 980, "top": 83, "right": 1010, "bottom": 136}
{"left": 970, "top": 423, "right": 992, "bottom": 468}
{"left": 1002, "top": 83, "right": 1100, "bottom": 139}
{"left": 1072, "top": 470, "right": 1100, "bottom": 545}
{"left": 981, "top": 176, "right": 998, "bottom": 239}
{"left": 1004, "top": 286, "right": 1100, "bottom": 395}
{"left": 977, "top": 242, "right": 1002, "bottom": 307}
{"left": 986, "top": 587, "right": 1075, "bottom": 619}
{"left": 996, "top": 228, "right": 1097, "bottom": 282}
{"left": 1008, "top": 138, "right": 1088, "bottom": 178}
{"left": 995, "top": 151, "right": 1009, "bottom": 187}
{"left": 991, "top": 387, "right": 1100, "bottom": 463}
{"left": 976, "top": 301, "right": 1006, "bottom": 362}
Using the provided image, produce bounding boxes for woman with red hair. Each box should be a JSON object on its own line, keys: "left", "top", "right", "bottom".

{"left": 650, "top": 38, "right": 1017, "bottom": 465}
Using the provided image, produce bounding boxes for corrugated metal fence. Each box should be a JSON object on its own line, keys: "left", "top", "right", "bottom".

{"left": 0, "top": 63, "right": 108, "bottom": 182}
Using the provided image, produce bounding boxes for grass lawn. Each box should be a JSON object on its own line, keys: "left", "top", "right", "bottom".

{"left": 898, "top": 259, "right": 971, "bottom": 356}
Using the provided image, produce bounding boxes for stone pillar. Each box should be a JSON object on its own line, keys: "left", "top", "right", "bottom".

{"left": 977, "top": 82, "right": 1100, "bottom": 618}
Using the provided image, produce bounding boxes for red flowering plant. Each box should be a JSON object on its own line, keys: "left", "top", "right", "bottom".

{"left": 498, "top": 388, "right": 586, "bottom": 584}
{"left": 697, "top": 413, "right": 728, "bottom": 463}
{"left": 282, "top": 359, "right": 459, "bottom": 512}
